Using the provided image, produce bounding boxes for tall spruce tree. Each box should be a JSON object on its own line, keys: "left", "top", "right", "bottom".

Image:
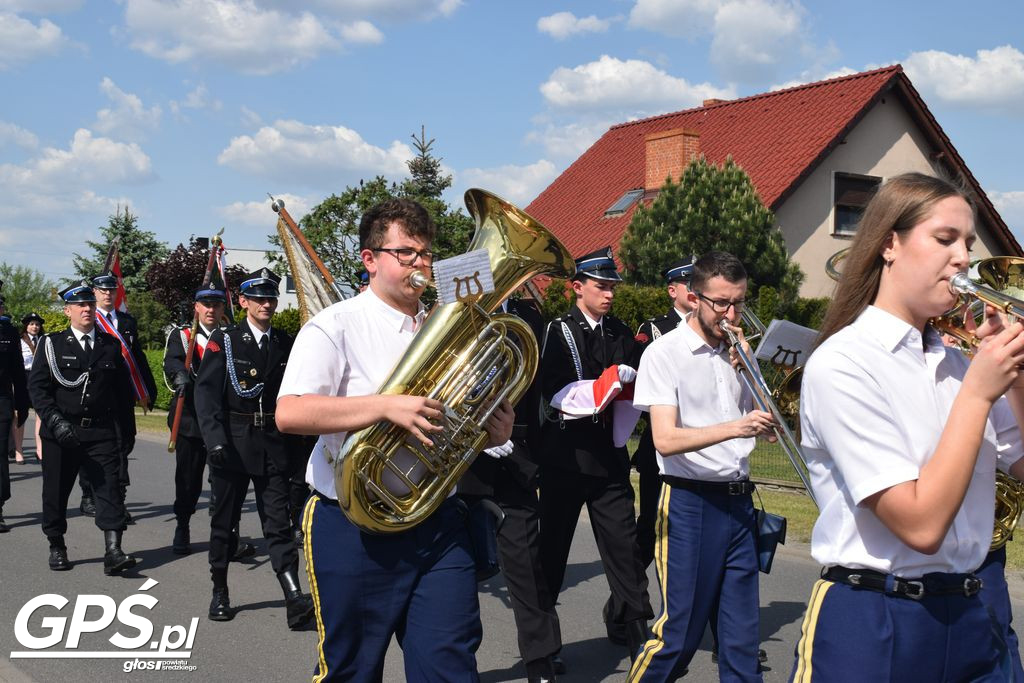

{"left": 619, "top": 157, "right": 803, "bottom": 303}
{"left": 72, "top": 206, "right": 169, "bottom": 292}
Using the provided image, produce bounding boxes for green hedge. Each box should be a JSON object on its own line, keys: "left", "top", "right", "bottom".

{"left": 145, "top": 348, "right": 172, "bottom": 411}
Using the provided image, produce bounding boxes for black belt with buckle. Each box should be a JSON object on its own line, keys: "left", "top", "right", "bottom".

{"left": 823, "top": 566, "right": 983, "bottom": 600}
{"left": 76, "top": 416, "right": 112, "bottom": 428}
{"left": 661, "top": 475, "right": 755, "bottom": 496}
{"left": 229, "top": 411, "right": 275, "bottom": 428}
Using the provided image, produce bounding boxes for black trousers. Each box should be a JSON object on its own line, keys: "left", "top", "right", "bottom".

{"left": 632, "top": 426, "right": 660, "bottom": 567}
{"left": 488, "top": 443, "right": 562, "bottom": 664}
{"left": 79, "top": 439, "right": 130, "bottom": 496}
{"left": 539, "top": 467, "right": 652, "bottom": 624}
{"left": 173, "top": 434, "right": 208, "bottom": 521}
{"left": 208, "top": 464, "right": 295, "bottom": 574}
{"left": 0, "top": 396, "right": 11, "bottom": 505}
{"left": 41, "top": 434, "right": 126, "bottom": 538}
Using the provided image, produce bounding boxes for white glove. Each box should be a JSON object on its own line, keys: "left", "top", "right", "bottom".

{"left": 617, "top": 364, "right": 637, "bottom": 384}
{"left": 484, "top": 440, "right": 514, "bottom": 459}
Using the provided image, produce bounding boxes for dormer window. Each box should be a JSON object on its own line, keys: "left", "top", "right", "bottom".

{"left": 833, "top": 172, "right": 881, "bottom": 236}
{"left": 604, "top": 189, "right": 644, "bottom": 217}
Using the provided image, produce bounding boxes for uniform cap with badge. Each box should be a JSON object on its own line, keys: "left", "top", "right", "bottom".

{"left": 572, "top": 246, "right": 622, "bottom": 282}
{"left": 194, "top": 287, "right": 227, "bottom": 303}
{"left": 239, "top": 269, "right": 281, "bottom": 299}
{"left": 58, "top": 283, "right": 97, "bottom": 303}
{"left": 662, "top": 256, "right": 695, "bottom": 284}
{"left": 91, "top": 272, "right": 119, "bottom": 290}
{"left": 22, "top": 312, "right": 45, "bottom": 326}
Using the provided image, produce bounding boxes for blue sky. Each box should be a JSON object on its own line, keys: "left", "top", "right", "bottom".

{"left": 2, "top": 0, "right": 1023, "bottom": 283}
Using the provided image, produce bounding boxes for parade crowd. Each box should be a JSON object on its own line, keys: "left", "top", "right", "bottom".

{"left": 2, "top": 175, "right": 1024, "bottom": 682}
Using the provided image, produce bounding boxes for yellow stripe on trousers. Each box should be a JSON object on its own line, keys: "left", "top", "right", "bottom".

{"left": 627, "top": 483, "right": 672, "bottom": 681}
{"left": 303, "top": 495, "right": 330, "bottom": 683}
{"left": 792, "top": 578, "right": 834, "bottom": 683}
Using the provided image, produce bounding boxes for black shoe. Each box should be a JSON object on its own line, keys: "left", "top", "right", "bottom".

{"left": 551, "top": 655, "right": 566, "bottom": 675}
{"left": 625, "top": 619, "right": 648, "bottom": 663}
{"left": 231, "top": 541, "right": 256, "bottom": 561}
{"left": 172, "top": 524, "right": 191, "bottom": 555}
{"left": 49, "top": 546, "right": 73, "bottom": 571}
{"left": 0, "top": 513, "right": 8, "bottom": 533}
{"left": 80, "top": 496, "right": 96, "bottom": 517}
{"left": 103, "top": 530, "right": 137, "bottom": 575}
{"left": 293, "top": 527, "right": 304, "bottom": 550}
{"left": 711, "top": 647, "right": 767, "bottom": 665}
{"left": 526, "top": 656, "right": 557, "bottom": 682}
{"left": 278, "top": 568, "right": 315, "bottom": 630}
{"left": 209, "top": 587, "right": 234, "bottom": 621}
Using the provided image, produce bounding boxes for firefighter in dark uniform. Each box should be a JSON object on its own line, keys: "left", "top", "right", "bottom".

{"left": 194, "top": 269, "right": 314, "bottom": 630}
{"left": 0, "top": 283, "right": 30, "bottom": 533}
{"left": 538, "top": 247, "right": 653, "bottom": 666}
{"left": 632, "top": 257, "right": 695, "bottom": 567}
{"left": 28, "top": 283, "right": 136, "bottom": 573}
{"left": 458, "top": 295, "right": 564, "bottom": 683}
{"left": 78, "top": 272, "right": 157, "bottom": 521}
{"left": 164, "top": 287, "right": 228, "bottom": 554}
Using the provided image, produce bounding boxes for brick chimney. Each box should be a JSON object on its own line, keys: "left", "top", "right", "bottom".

{"left": 702, "top": 98, "right": 727, "bottom": 107}
{"left": 644, "top": 128, "right": 700, "bottom": 191}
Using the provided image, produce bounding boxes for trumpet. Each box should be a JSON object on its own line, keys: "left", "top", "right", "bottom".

{"left": 719, "top": 320, "right": 817, "bottom": 505}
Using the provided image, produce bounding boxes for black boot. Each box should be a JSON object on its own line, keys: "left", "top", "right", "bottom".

{"left": 625, "top": 619, "right": 648, "bottom": 663}
{"left": 80, "top": 495, "right": 96, "bottom": 517}
{"left": 172, "top": 521, "right": 191, "bottom": 555}
{"left": 48, "top": 536, "right": 72, "bottom": 571}
{"left": 293, "top": 526, "right": 304, "bottom": 550}
{"left": 277, "top": 567, "right": 314, "bottom": 630}
{"left": 103, "top": 530, "right": 137, "bottom": 575}
{"left": 0, "top": 507, "right": 8, "bottom": 533}
{"left": 230, "top": 528, "right": 255, "bottom": 561}
{"left": 603, "top": 596, "right": 626, "bottom": 645}
{"left": 525, "top": 656, "right": 557, "bottom": 682}
{"left": 209, "top": 568, "right": 233, "bottom": 621}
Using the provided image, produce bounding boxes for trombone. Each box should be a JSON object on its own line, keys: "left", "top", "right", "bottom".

{"left": 719, "top": 320, "right": 817, "bottom": 505}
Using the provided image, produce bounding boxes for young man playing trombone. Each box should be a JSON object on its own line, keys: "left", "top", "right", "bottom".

{"left": 629, "top": 251, "right": 773, "bottom": 683}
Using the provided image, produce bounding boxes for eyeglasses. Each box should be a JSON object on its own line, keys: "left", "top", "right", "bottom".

{"left": 695, "top": 292, "right": 745, "bottom": 313}
{"left": 373, "top": 247, "right": 435, "bottom": 266}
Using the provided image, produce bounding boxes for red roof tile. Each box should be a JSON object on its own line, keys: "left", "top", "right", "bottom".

{"left": 526, "top": 65, "right": 1019, "bottom": 261}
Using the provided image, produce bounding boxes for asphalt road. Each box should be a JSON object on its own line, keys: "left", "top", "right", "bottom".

{"left": 2, "top": 418, "right": 1022, "bottom": 682}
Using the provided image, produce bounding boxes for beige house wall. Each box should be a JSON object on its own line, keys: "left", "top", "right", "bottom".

{"left": 774, "top": 97, "right": 1002, "bottom": 298}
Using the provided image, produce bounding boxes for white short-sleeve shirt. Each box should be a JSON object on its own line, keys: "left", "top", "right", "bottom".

{"left": 801, "top": 305, "right": 1023, "bottom": 575}
{"left": 277, "top": 288, "right": 425, "bottom": 500}
{"left": 633, "top": 322, "right": 755, "bottom": 480}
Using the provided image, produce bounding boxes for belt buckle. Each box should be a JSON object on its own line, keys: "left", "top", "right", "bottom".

{"left": 901, "top": 580, "right": 924, "bottom": 600}
{"left": 254, "top": 413, "right": 264, "bottom": 428}
{"left": 80, "top": 417, "right": 92, "bottom": 428}
{"left": 728, "top": 481, "right": 745, "bottom": 495}
{"left": 963, "top": 577, "right": 983, "bottom": 597}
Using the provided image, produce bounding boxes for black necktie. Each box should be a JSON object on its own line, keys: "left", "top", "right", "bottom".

{"left": 82, "top": 334, "right": 92, "bottom": 358}
{"left": 258, "top": 335, "right": 268, "bottom": 363}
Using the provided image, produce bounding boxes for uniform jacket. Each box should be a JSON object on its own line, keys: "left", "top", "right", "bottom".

{"left": 97, "top": 308, "right": 159, "bottom": 407}
{"left": 635, "top": 309, "right": 684, "bottom": 352}
{"left": 460, "top": 298, "right": 546, "bottom": 497}
{"left": 539, "top": 305, "right": 640, "bottom": 478}
{"left": 0, "top": 319, "right": 29, "bottom": 418}
{"left": 163, "top": 324, "right": 220, "bottom": 440}
{"left": 28, "top": 327, "right": 136, "bottom": 443}
{"left": 194, "top": 319, "right": 295, "bottom": 476}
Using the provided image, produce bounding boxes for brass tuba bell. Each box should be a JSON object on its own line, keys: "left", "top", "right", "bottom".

{"left": 333, "top": 189, "right": 576, "bottom": 533}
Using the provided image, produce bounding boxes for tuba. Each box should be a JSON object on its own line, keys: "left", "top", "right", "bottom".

{"left": 333, "top": 189, "right": 575, "bottom": 534}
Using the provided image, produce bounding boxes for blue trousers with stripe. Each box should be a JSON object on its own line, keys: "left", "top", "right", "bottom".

{"left": 302, "top": 494, "right": 482, "bottom": 683}
{"left": 789, "top": 577, "right": 1007, "bottom": 682}
{"left": 977, "top": 546, "right": 1024, "bottom": 682}
{"left": 629, "top": 483, "right": 762, "bottom": 682}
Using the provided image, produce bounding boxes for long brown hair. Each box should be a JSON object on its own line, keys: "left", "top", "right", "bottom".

{"left": 816, "top": 172, "right": 975, "bottom": 346}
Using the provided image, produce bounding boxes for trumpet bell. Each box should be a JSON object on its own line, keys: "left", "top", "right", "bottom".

{"left": 976, "top": 256, "right": 1024, "bottom": 295}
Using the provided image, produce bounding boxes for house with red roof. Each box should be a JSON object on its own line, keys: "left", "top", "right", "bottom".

{"left": 525, "top": 65, "right": 1020, "bottom": 298}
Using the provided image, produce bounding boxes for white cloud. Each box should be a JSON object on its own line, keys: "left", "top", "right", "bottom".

{"left": 458, "top": 160, "right": 558, "bottom": 206}
{"left": 169, "top": 83, "right": 222, "bottom": 115}
{"left": 217, "top": 119, "right": 412, "bottom": 190}
{"left": 240, "top": 106, "right": 263, "bottom": 128}
{"left": 990, "top": 190, "right": 1024, "bottom": 235}
{"left": 122, "top": 0, "right": 340, "bottom": 75}
{"left": 92, "top": 77, "right": 162, "bottom": 141}
{"left": 904, "top": 46, "right": 1024, "bottom": 113}
{"left": 0, "top": 120, "right": 38, "bottom": 149}
{"left": 628, "top": 0, "right": 820, "bottom": 84}
{"left": 769, "top": 66, "right": 859, "bottom": 92}
{"left": 540, "top": 55, "right": 735, "bottom": 112}
{"left": 219, "top": 193, "right": 313, "bottom": 228}
{"left": 299, "top": 0, "right": 461, "bottom": 20}
{"left": 537, "top": 11, "right": 613, "bottom": 40}
{"left": 0, "top": 12, "right": 67, "bottom": 68}
{"left": 340, "top": 19, "right": 383, "bottom": 44}
{"left": 525, "top": 119, "right": 616, "bottom": 160}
